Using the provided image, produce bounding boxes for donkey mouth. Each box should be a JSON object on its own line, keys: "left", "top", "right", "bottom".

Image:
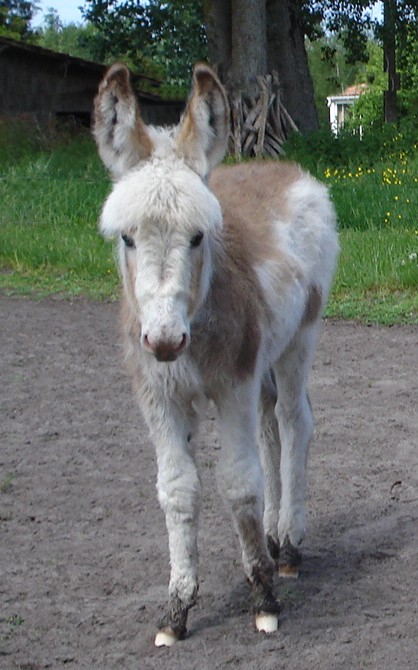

{"left": 154, "top": 350, "right": 180, "bottom": 363}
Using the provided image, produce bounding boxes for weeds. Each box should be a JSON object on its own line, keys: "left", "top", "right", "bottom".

{"left": 0, "top": 474, "right": 14, "bottom": 494}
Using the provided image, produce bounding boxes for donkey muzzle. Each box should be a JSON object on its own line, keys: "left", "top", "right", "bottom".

{"left": 142, "top": 332, "right": 189, "bottom": 362}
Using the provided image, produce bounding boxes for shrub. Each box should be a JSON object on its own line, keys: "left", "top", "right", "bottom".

{"left": 284, "top": 118, "right": 418, "bottom": 176}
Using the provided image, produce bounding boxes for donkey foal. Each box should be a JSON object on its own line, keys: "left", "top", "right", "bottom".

{"left": 94, "top": 62, "right": 339, "bottom": 645}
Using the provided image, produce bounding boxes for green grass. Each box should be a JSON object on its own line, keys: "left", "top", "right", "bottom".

{"left": 330, "top": 229, "right": 417, "bottom": 323}
{"left": 0, "top": 473, "right": 14, "bottom": 494}
{"left": 0, "top": 123, "right": 417, "bottom": 323}
{"left": 323, "top": 150, "right": 417, "bottom": 323}
{"left": 0, "top": 125, "right": 118, "bottom": 299}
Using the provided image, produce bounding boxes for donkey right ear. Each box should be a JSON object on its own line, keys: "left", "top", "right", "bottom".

{"left": 176, "top": 63, "right": 230, "bottom": 178}
{"left": 93, "top": 63, "right": 153, "bottom": 180}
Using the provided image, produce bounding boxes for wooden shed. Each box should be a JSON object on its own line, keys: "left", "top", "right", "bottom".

{"left": 0, "top": 36, "right": 184, "bottom": 126}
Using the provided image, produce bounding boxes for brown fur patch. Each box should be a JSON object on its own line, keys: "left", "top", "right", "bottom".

{"left": 187, "top": 250, "right": 205, "bottom": 318}
{"left": 210, "top": 160, "right": 303, "bottom": 265}
{"left": 279, "top": 536, "right": 302, "bottom": 569}
{"left": 239, "top": 513, "right": 266, "bottom": 562}
{"left": 192, "top": 161, "right": 306, "bottom": 384}
{"left": 102, "top": 63, "right": 131, "bottom": 97}
{"left": 195, "top": 227, "right": 263, "bottom": 382}
{"left": 233, "top": 506, "right": 279, "bottom": 614}
{"left": 303, "top": 284, "right": 322, "bottom": 324}
{"left": 236, "top": 311, "right": 261, "bottom": 379}
{"left": 132, "top": 117, "right": 154, "bottom": 160}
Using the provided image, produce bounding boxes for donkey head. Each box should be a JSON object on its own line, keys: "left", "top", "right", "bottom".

{"left": 94, "top": 63, "right": 229, "bottom": 362}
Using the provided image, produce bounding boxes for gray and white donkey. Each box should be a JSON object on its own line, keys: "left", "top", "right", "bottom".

{"left": 94, "top": 63, "right": 339, "bottom": 645}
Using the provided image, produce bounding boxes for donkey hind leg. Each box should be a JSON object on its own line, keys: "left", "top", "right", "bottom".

{"left": 151, "top": 407, "right": 201, "bottom": 646}
{"left": 272, "top": 322, "right": 320, "bottom": 578}
{"left": 216, "top": 380, "right": 281, "bottom": 633}
{"left": 258, "top": 371, "right": 281, "bottom": 564}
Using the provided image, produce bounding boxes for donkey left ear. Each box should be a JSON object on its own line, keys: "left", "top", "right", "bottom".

{"left": 176, "top": 63, "right": 229, "bottom": 178}
{"left": 93, "top": 63, "right": 154, "bottom": 180}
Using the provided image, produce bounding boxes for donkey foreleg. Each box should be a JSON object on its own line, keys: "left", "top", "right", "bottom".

{"left": 145, "top": 405, "right": 201, "bottom": 645}
{"left": 216, "top": 380, "right": 280, "bottom": 631}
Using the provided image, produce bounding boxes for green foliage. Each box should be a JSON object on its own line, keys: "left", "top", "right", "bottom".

{"left": 33, "top": 9, "right": 99, "bottom": 60}
{"left": 301, "top": 1, "right": 377, "bottom": 63}
{"left": 305, "top": 2, "right": 418, "bottom": 127}
{"left": 81, "top": 0, "right": 207, "bottom": 93}
{"left": 306, "top": 35, "right": 364, "bottom": 126}
{"left": 0, "top": 0, "right": 37, "bottom": 40}
{"left": 284, "top": 118, "right": 418, "bottom": 177}
{"left": 347, "top": 25, "right": 418, "bottom": 127}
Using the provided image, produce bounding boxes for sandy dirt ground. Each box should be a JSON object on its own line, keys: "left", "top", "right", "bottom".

{"left": 1, "top": 296, "right": 417, "bottom": 670}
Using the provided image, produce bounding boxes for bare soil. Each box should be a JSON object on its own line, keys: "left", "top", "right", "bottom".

{"left": 1, "top": 296, "right": 417, "bottom": 670}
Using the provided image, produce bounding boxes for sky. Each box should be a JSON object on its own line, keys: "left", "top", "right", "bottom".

{"left": 31, "top": 0, "right": 383, "bottom": 29}
{"left": 32, "top": 0, "right": 85, "bottom": 28}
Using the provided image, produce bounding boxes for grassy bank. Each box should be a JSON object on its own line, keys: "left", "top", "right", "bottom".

{"left": 0, "top": 123, "right": 417, "bottom": 323}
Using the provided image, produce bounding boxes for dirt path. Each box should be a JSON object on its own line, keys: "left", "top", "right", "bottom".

{"left": 1, "top": 297, "right": 417, "bottom": 670}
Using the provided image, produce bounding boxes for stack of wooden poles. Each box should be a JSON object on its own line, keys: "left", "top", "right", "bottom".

{"left": 228, "top": 72, "right": 298, "bottom": 159}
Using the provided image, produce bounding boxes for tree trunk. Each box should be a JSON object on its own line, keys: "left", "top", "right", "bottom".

{"left": 266, "top": 0, "right": 319, "bottom": 132}
{"left": 383, "top": 0, "right": 399, "bottom": 123}
{"left": 230, "top": 0, "right": 267, "bottom": 97}
{"left": 203, "top": 0, "right": 232, "bottom": 83}
{"left": 203, "top": 0, "right": 319, "bottom": 145}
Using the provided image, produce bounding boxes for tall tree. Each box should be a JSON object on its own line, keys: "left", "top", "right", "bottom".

{"left": 0, "top": 0, "right": 38, "bottom": 40}
{"left": 266, "top": 0, "right": 318, "bottom": 132}
{"left": 203, "top": 0, "right": 319, "bottom": 132}
{"left": 82, "top": 0, "right": 207, "bottom": 92}
{"left": 230, "top": 0, "right": 267, "bottom": 97}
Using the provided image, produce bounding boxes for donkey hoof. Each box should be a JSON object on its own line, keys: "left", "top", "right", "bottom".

{"left": 278, "top": 536, "right": 302, "bottom": 578}
{"left": 155, "top": 627, "right": 179, "bottom": 647}
{"left": 255, "top": 611, "right": 279, "bottom": 633}
{"left": 278, "top": 564, "right": 299, "bottom": 578}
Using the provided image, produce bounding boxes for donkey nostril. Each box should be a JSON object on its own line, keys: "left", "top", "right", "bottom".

{"left": 176, "top": 333, "right": 188, "bottom": 352}
{"left": 175, "top": 333, "right": 189, "bottom": 353}
{"left": 142, "top": 333, "right": 153, "bottom": 351}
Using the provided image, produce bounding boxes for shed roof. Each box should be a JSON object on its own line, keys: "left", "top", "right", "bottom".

{"left": 0, "top": 35, "right": 164, "bottom": 100}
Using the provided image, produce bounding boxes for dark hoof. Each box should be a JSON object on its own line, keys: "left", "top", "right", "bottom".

{"left": 278, "top": 536, "right": 302, "bottom": 578}
{"left": 266, "top": 534, "right": 280, "bottom": 561}
{"left": 157, "top": 596, "right": 189, "bottom": 642}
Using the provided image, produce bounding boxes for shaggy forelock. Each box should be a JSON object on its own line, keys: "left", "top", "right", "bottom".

{"left": 100, "top": 158, "right": 222, "bottom": 238}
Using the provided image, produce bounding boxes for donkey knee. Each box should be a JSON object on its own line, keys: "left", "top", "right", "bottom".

{"left": 157, "top": 463, "right": 201, "bottom": 517}
{"left": 217, "top": 452, "right": 264, "bottom": 508}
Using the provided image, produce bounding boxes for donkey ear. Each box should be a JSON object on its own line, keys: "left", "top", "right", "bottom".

{"left": 176, "top": 63, "right": 229, "bottom": 178}
{"left": 93, "top": 63, "right": 153, "bottom": 180}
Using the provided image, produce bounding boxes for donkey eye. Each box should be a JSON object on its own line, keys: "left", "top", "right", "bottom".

{"left": 121, "top": 233, "right": 135, "bottom": 249}
{"left": 190, "top": 231, "right": 204, "bottom": 248}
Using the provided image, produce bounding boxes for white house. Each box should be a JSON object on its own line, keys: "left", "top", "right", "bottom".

{"left": 326, "top": 83, "right": 367, "bottom": 134}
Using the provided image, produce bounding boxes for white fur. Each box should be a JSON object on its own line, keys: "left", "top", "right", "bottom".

{"left": 94, "top": 63, "right": 339, "bottom": 639}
